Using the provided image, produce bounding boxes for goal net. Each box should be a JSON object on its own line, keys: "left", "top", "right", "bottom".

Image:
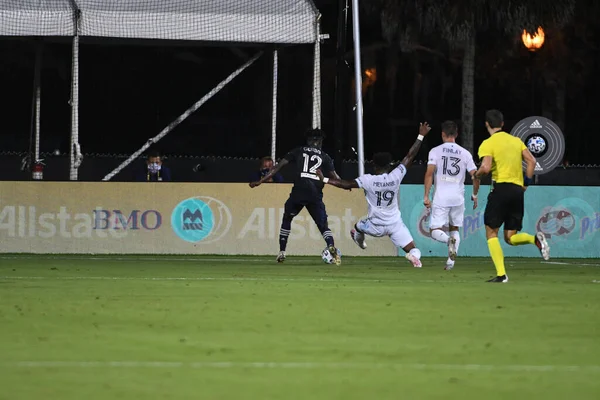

{"left": 0, "top": 0, "right": 323, "bottom": 180}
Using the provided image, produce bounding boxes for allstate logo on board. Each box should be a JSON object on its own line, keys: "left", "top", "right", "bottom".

{"left": 171, "top": 197, "right": 232, "bottom": 243}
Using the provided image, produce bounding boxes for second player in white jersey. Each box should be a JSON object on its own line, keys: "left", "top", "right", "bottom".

{"left": 428, "top": 142, "right": 477, "bottom": 208}
{"left": 318, "top": 122, "right": 432, "bottom": 268}
{"left": 423, "top": 121, "right": 480, "bottom": 270}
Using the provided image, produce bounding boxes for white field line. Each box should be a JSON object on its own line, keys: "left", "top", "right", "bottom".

{"left": 0, "top": 276, "right": 476, "bottom": 284}
{"left": 542, "top": 261, "right": 600, "bottom": 267}
{"left": 0, "top": 255, "right": 598, "bottom": 268}
{"left": 1, "top": 361, "right": 599, "bottom": 373}
{"left": 0, "top": 256, "right": 284, "bottom": 263}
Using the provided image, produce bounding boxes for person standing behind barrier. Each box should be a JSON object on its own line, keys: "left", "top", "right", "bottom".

{"left": 135, "top": 151, "right": 172, "bottom": 182}
{"left": 249, "top": 156, "right": 283, "bottom": 183}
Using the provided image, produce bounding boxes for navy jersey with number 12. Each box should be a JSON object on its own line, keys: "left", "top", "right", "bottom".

{"left": 284, "top": 146, "right": 335, "bottom": 199}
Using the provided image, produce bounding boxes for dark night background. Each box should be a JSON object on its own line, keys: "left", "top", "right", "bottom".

{"left": 0, "top": 0, "right": 599, "bottom": 182}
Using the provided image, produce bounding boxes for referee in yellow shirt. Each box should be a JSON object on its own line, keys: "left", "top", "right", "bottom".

{"left": 474, "top": 110, "right": 550, "bottom": 283}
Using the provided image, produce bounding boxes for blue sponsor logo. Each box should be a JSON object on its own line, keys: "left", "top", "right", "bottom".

{"left": 171, "top": 197, "right": 232, "bottom": 243}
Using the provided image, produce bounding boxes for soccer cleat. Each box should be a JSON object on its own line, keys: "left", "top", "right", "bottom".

{"left": 406, "top": 252, "right": 422, "bottom": 268}
{"left": 328, "top": 246, "right": 342, "bottom": 266}
{"left": 276, "top": 251, "right": 286, "bottom": 263}
{"left": 350, "top": 229, "right": 367, "bottom": 249}
{"left": 535, "top": 232, "right": 550, "bottom": 261}
{"left": 487, "top": 275, "right": 509, "bottom": 283}
{"left": 448, "top": 237, "right": 457, "bottom": 261}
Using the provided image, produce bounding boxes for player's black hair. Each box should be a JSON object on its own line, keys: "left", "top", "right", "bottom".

{"left": 485, "top": 109, "right": 504, "bottom": 129}
{"left": 305, "top": 128, "right": 326, "bottom": 148}
{"left": 373, "top": 152, "right": 393, "bottom": 169}
{"left": 441, "top": 120, "right": 458, "bottom": 137}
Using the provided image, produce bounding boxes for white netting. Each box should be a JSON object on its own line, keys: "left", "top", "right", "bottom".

{"left": 0, "top": 0, "right": 322, "bottom": 180}
{"left": 0, "top": 0, "right": 74, "bottom": 36}
{"left": 0, "top": 0, "right": 319, "bottom": 43}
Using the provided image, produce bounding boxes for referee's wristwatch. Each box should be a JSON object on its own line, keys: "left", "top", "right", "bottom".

{"left": 524, "top": 176, "right": 533, "bottom": 186}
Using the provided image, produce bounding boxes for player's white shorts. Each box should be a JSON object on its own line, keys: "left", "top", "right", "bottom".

{"left": 356, "top": 218, "right": 414, "bottom": 249}
{"left": 430, "top": 203, "right": 466, "bottom": 229}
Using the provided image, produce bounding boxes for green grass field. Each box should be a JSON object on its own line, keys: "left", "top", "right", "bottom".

{"left": 0, "top": 255, "right": 599, "bottom": 399}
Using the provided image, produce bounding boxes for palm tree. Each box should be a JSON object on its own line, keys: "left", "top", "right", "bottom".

{"left": 363, "top": 0, "right": 576, "bottom": 154}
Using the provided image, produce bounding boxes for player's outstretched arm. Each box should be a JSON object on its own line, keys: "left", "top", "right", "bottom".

{"left": 249, "top": 159, "right": 289, "bottom": 188}
{"left": 316, "top": 169, "right": 358, "bottom": 190}
{"left": 423, "top": 165, "right": 435, "bottom": 208}
{"left": 401, "top": 122, "right": 431, "bottom": 168}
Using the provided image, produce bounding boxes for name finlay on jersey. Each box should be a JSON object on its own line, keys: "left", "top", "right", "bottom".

{"left": 535, "top": 161, "right": 543, "bottom": 171}
{"left": 530, "top": 119, "right": 543, "bottom": 129}
{"left": 443, "top": 147, "right": 462, "bottom": 154}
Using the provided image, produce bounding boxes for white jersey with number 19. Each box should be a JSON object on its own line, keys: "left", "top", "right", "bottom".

{"left": 428, "top": 143, "right": 477, "bottom": 207}
{"left": 355, "top": 164, "right": 407, "bottom": 226}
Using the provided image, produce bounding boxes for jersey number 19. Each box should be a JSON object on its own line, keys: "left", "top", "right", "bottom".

{"left": 376, "top": 190, "right": 395, "bottom": 206}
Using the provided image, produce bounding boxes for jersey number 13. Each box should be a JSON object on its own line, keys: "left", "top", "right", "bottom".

{"left": 441, "top": 156, "right": 461, "bottom": 176}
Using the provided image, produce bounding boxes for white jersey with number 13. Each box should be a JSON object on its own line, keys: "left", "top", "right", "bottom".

{"left": 428, "top": 143, "right": 477, "bottom": 207}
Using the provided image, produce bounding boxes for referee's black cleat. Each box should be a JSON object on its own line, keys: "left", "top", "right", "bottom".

{"left": 487, "top": 275, "right": 509, "bottom": 283}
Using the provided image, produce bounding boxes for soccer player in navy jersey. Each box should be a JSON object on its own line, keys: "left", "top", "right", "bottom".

{"left": 250, "top": 129, "right": 343, "bottom": 264}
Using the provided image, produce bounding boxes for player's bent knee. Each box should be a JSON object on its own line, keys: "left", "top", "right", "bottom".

{"left": 504, "top": 231, "right": 516, "bottom": 245}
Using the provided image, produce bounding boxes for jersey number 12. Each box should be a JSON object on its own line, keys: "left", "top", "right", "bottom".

{"left": 302, "top": 153, "right": 322, "bottom": 174}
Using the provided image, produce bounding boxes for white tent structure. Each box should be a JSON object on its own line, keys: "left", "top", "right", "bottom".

{"left": 0, "top": 0, "right": 324, "bottom": 180}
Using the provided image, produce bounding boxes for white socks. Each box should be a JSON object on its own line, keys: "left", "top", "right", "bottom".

{"left": 450, "top": 230, "right": 460, "bottom": 253}
{"left": 409, "top": 247, "right": 421, "bottom": 260}
{"left": 431, "top": 229, "right": 449, "bottom": 244}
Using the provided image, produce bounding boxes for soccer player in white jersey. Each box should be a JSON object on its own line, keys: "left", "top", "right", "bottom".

{"left": 423, "top": 121, "right": 480, "bottom": 270}
{"left": 316, "top": 122, "right": 431, "bottom": 267}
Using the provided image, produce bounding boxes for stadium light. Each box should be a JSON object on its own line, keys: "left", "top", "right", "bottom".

{"left": 522, "top": 27, "right": 545, "bottom": 51}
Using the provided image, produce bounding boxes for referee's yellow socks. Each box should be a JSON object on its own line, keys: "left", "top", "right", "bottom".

{"left": 487, "top": 238, "right": 506, "bottom": 276}
{"left": 509, "top": 233, "right": 536, "bottom": 246}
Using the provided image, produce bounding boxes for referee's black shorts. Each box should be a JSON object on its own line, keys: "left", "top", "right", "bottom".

{"left": 484, "top": 182, "right": 525, "bottom": 231}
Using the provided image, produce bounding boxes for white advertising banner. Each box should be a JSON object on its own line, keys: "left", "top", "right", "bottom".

{"left": 0, "top": 182, "right": 398, "bottom": 256}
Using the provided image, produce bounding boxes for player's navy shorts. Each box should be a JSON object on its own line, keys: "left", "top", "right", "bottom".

{"left": 484, "top": 182, "right": 525, "bottom": 231}
{"left": 284, "top": 192, "right": 329, "bottom": 228}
